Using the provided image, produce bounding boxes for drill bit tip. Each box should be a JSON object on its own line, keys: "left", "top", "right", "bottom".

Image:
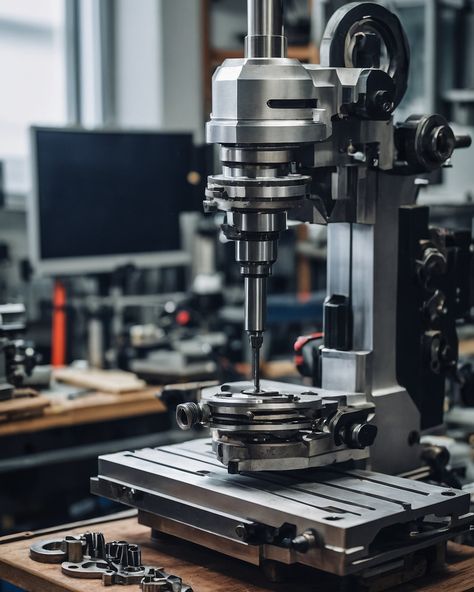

{"left": 249, "top": 331, "right": 263, "bottom": 393}
{"left": 252, "top": 346, "right": 261, "bottom": 393}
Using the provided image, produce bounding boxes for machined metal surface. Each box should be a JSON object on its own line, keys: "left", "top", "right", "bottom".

{"left": 141, "top": 569, "right": 193, "bottom": 592}
{"left": 30, "top": 539, "right": 68, "bottom": 564}
{"left": 61, "top": 558, "right": 113, "bottom": 580}
{"left": 29, "top": 535, "right": 87, "bottom": 565}
{"left": 92, "top": 440, "right": 474, "bottom": 577}
{"left": 206, "top": 58, "right": 326, "bottom": 145}
{"left": 177, "top": 380, "right": 375, "bottom": 472}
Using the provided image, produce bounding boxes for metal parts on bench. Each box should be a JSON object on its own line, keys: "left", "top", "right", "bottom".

{"left": 30, "top": 534, "right": 85, "bottom": 564}
{"left": 141, "top": 570, "right": 193, "bottom": 592}
{"left": 29, "top": 531, "right": 193, "bottom": 590}
{"left": 61, "top": 538, "right": 153, "bottom": 585}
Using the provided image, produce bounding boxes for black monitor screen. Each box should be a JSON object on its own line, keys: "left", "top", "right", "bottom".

{"left": 34, "top": 129, "right": 194, "bottom": 261}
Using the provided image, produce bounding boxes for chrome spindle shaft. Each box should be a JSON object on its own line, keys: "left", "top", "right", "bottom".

{"left": 246, "top": 0, "right": 286, "bottom": 58}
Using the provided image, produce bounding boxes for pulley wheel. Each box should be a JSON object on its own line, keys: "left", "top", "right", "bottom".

{"left": 320, "top": 2, "right": 410, "bottom": 108}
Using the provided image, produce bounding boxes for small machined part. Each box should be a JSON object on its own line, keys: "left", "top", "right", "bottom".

{"left": 59, "top": 538, "right": 159, "bottom": 586}
{"left": 102, "top": 566, "right": 151, "bottom": 586}
{"left": 61, "top": 555, "right": 153, "bottom": 584}
{"left": 30, "top": 539, "right": 67, "bottom": 564}
{"left": 141, "top": 576, "right": 169, "bottom": 591}
{"left": 141, "top": 568, "right": 194, "bottom": 592}
{"left": 30, "top": 535, "right": 86, "bottom": 565}
{"left": 61, "top": 559, "right": 112, "bottom": 580}
{"left": 176, "top": 402, "right": 204, "bottom": 430}
{"left": 65, "top": 536, "right": 85, "bottom": 563}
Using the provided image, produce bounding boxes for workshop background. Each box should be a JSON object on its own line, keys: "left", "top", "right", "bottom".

{"left": 0, "top": 0, "right": 473, "bottom": 590}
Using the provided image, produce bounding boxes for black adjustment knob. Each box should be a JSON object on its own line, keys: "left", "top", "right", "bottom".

{"left": 395, "top": 114, "right": 468, "bottom": 173}
{"left": 421, "top": 444, "right": 449, "bottom": 471}
{"left": 455, "top": 135, "right": 472, "bottom": 149}
{"left": 424, "top": 330, "right": 457, "bottom": 375}
{"left": 363, "top": 71, "right": 396, "bottom": 119}
{"left": 418, "top": 246, "right": 447, "bottom": 289}
{"left": 176, "top": 403, "right": 202, "bottom": 430}
{"left": 324, "top": 295, "right": 350, "bottom": 351}
{"left": 345, "top": 423, "right": 378, "bottom": 449}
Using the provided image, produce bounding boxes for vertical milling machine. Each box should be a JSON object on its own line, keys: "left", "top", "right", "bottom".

{"left": 93, "top": 0, "right": 474, "bottom": 581}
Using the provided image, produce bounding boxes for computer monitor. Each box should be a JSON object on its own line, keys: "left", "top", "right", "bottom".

{"left": 28, "top": 127, "right": 197, "bottom": 276}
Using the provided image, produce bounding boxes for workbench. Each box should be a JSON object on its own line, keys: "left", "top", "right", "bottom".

{"left": 0, "top": 386, "right": 173, "bottom": 537}
{"left": 1, "top": 512, "right": 474, "bottom": 592}
{"left": 0, "top": 387, "right": 165, "bottom": 438}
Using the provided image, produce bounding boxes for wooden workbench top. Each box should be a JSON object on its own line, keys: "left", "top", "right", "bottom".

{"left": 0, "top": 513, "right": 292, "bottom": 592}
{"left": 0, "top": 387, "right": 165, "bottom": 437}
{"left": 1, "top": 513, "right": 474, "bottom": 592}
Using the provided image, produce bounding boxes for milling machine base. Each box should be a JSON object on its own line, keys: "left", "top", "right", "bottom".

{"left": 91, "top": 439, "right": 473, "bottom": 578}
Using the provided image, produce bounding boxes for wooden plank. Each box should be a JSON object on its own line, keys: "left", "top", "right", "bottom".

{"left": 459, "top": 339, "right": 474, "bottom": 356}
{"left": 0, "top": 391, "right": 49, "bottom": 424}
{"left": 54, "top": 368, "right": 146, "bottom": 394}
{"left": 1, "top": 516, "right": 474, "bottom": 591}
{"left": 0, "top": 388, "right": 165, "bottom": 437}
